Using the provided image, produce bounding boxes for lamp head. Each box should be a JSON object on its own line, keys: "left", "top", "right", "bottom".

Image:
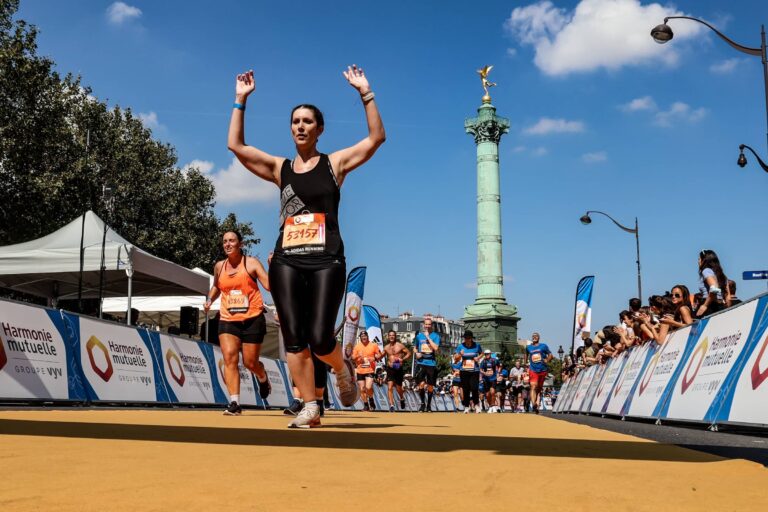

{"left": 737, "top": 145, "right": 747, "bottom": 168}
{"left": 651, "top": 23, "right": 674, "bottom": 44}
{"left": 579, "top": 214, "right": 592, "bottom": 225}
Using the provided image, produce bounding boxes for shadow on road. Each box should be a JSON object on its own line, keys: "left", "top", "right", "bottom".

{"left": 0, "top": 418, "right": 735, "bottom": 463}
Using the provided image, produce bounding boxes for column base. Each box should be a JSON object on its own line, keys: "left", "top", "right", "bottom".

{"left": 462, "top": 302, "right": 520, "bottom": 356}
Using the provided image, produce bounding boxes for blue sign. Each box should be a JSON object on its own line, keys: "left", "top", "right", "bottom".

{"left": 743, "top": 270, "right": 768, "bottom": 280}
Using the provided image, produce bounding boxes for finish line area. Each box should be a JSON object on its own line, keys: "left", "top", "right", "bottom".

{"left": 1, "top": 409, "right": 766, "bottom": 511}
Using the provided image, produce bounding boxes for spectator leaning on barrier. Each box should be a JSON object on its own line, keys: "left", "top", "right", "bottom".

{"left": 728, "top": 280, "right": 742, "bottom": 307}
{"left": 583, "top": 337, "right": 597, "bottom": 367}
{"left": 696, "top": 249, "right": 731, "bottom": 318}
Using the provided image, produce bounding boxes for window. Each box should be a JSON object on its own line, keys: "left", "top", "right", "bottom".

{"left": 393, "top": 323, "right": 398, "bottom": 332}
{"left": 406, "top": 322, "right": 412, "bottom": 331}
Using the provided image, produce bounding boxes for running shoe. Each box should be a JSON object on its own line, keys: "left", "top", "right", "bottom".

{"left": 317, "top": 400, "right": 325, "bottom": 417}
{"left": 389, "top": 405, "right": 395, "bottom": 412}
{"left": 257, "top": 374, "right": 271, "bottom": 400}
{"left": 533, "top": 405, "right": 540, "bottom": 414}
{"left": 475, "top": 405, "right": 481, "bottom": 414}
{"left": 283, "top": 399, "right": 303, "bottom": 416}
{"left": 400, "top": 398, "right": 406, "bottom": 409}
{"left": 368, "top": 398, "right": 376, "bottom": 411}
{"left": 464, "top": 407, "right": 470, "bottom": 414}
{"left": 223, "top": 401, "right": 242, "bottom": 416}
{"left": 363, "top": 402, "right": 370, "bottom": 412}
{"left": 418, "top": 403, "right": 426, "bottom": 413}
{"left": 336, "top": 360, "right": 359, "bottom": 407}
{"left": 288, "top": 405, "right": 321, "bottom": 429}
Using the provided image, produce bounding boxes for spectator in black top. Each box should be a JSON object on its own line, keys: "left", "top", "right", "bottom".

{"left": 728, "top": 280, "right": 742, "bottom": 307}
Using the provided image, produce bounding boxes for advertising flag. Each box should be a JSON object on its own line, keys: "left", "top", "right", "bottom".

{"left": 341, "top": 267, "right": 366, "bottom": 359}
{"left": 362, "top": 305, "right": 383, "bottom": 352}
{"left": 573, "top": 276, "right": 595, "bottom": 352}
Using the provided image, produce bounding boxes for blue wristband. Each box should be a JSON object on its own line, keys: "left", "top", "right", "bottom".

{"left": 233, "top": 103, "right": 245, "bottom": 111}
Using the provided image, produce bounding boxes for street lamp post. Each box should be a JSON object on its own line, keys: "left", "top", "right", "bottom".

{"left": 651, "top": 17, "right": 768, "bottom": 171}
{"left": 557, "top": 346, "right": 565, "bottom": 360}
{"left": 580, "top": 211, "right": 642, "bottom": 301}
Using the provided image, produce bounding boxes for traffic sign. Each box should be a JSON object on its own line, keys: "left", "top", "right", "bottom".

{"left": 743, "top": 270, "right": 768, "bottom": 280}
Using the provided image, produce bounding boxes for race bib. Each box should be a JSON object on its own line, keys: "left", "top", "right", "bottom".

{"left": 531, "top": 353, "right": 542, "bottom": 363}
{"left": 421, "top": 342, "right": 433, "bottom": 354}
{"left": 282, "top": 213, "right": 326, "bottom": 250}
{"left": 361, "top": 358, "right": 371, "bottom": 369}
{"left": 462, "top": 359, "right": 475, "bottom": 370}
{"left": 224, "top": 289, "right": 249, "bottom": 314}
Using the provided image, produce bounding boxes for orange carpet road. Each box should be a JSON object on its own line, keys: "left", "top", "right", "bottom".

{"left": 0, "top": 409, "right": 766, "bottom": 511}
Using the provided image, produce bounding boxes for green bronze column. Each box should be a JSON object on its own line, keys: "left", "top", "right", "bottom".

{"left": 462, "top": 66, "right": 520, "bottom": 355}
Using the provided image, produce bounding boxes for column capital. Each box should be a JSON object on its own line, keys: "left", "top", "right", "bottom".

{"left": 465, "top": 104, "right": 510, "bottom": 145}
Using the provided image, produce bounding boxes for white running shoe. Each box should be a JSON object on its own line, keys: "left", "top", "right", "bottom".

{"left": 288, "top": 405, "right": 321, "bottom": 429}
{"left": 336, "top": 360, "right": 360, "bottom": 407}
{"left": 475, "top": 405, "right": 481, "bottom": 414}
{"left": 464, "top": 407, "right": 469, "bottom": 414}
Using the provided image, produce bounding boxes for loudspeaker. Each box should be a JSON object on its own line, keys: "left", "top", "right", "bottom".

{"left": 179, "top": 306, "right": 198, "bottom": 335}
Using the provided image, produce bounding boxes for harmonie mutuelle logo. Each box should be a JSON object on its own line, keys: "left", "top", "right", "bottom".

{"left": 165, "top": 349, "right": 185, "bottom": 386}
{"left": 86, "top": 335, "right": 114, "bottom": 382}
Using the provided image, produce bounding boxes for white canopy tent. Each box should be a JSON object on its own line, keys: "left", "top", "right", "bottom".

{"left": 0, "top": 211, "right": 209, "bottom": 322}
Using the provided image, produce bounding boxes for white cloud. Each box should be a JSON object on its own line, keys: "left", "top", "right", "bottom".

{"left": 709, "top": 58, "right": 742, "bottom": 74}
{"left": 191, "top": 157, "right": 278, "bottom": 205}
{"left": 524, "top": 117, "right": 585, "bottom": 135}
{"left": 506, "top": 48, "right": 518, "bottom": 58}
{"left": 181, "top": 160, "right": 215, "bottom": 175}
{"left": 620, "top": 95, "right": 657, "bottom": 112}
{"left": 582, "top": 151, "right": 608, "bottom": 163}
{"left": 654, "top": 101, "right": 707, "bottom": 127}
{"left": 512, "top": 145, "right": 527, "bottom": 153}
{"left": 505, "top": 0, "right": 704, "bottom": 76}
{"left": 138, "top": 111, "right": 162, "bottom": 131}
{"left": 106, "top": 2, "right": 142, "bottom": 25}
{"left": 532, "top": 146, "right": 549, "bottom": 157}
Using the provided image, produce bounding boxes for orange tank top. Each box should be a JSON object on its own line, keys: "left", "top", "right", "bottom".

{"left": 216, "top": 257, "right": 263, "bottom": 322}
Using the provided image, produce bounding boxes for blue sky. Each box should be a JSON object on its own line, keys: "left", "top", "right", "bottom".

{"left": 17, "top": 0, "right": 768, "bottom": 348}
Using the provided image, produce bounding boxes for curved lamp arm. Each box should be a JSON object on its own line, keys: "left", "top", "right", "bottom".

{"left": 664, "top": 16, "right": 761, "bottom": 57}
{"left": 739, "top": 144, "right": 768, "bottom": 172}
{"left": 585, "top": 210, "right": 637, "bottom": 234}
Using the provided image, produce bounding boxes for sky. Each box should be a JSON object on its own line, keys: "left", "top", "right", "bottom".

{"left": 16, "top": 0, "right": 768, "bottom": 349}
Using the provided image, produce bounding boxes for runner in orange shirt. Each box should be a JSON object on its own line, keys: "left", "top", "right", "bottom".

{"left": 352, "top": 331, "right": 383, "bottom": 411}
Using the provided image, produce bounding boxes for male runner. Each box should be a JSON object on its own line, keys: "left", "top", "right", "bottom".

{"left": 496, "top": 368, "right": 509, "bottom": 412}
{"left": 479, "top": 349, "right": 498, "bottom": 411}
{"left": 382, "top": 330, "right": 410, "bottom": 412}
{"left": 413, "top": 318, "right": 440, "bottom": 412}
{"left": 352, "top": 331, "right": 382, "bottom": 411}
{"left": 525, "top": 332, "right": 553, "bottom": 414}
{"left": 509, "top": 360, "right": 525, "bottom": 412}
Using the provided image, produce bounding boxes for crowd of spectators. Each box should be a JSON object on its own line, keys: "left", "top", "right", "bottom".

{"left": 562, "top": 249, "right": 738, "bottom": 382}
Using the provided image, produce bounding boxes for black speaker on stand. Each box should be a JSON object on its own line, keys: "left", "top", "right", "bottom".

{"left": 179, "top": 306, "right": 199, "bottom": 336}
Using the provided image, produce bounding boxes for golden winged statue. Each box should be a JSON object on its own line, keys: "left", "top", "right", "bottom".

{"left": 477, "top": 65, "right": 497, "bottom": 102}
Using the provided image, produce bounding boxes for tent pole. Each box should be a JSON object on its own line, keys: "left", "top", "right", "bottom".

{"left": 126, "top": 259, "right": 133, "bottom": 326}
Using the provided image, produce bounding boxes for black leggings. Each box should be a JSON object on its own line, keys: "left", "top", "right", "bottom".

{"left": 269, "top": 259, "right": 346, "bottom": 357}
{"left": 460, "top": 371, "right": 480, "bottom": 407}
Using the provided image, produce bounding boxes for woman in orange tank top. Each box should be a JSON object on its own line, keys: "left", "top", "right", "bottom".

{"left": 204, "top": 231, "right": 270, "bottom": 416}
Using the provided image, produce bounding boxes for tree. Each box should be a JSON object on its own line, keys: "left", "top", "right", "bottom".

{"left": 0, "top": 1, "right": 254, "bottom": 285}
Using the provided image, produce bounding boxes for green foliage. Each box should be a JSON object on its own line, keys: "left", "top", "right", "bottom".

{"left": 549, "top": 358, "right": 564, "bottom": 388}
{"left": 0, "top": 1, "right": 254, "bottom": 281}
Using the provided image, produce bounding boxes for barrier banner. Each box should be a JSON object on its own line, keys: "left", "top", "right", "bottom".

{"left": 604, "top": 347, "right": 648, "bottom": 416}
{"left": 64, "top": 313, "right": 168, "bottom": 403}
{"left": 562, "top": 369, "right": 587, "bottom": 412}
{"left": 555, "top": 377, "right": 575, "bottom": 412}
{"left": 0, "top": 300, "right": 86, "bottom": 401}
{"left": 591, "top": 352, "right": 628, "bottom": 414}
{"left": 261, "top": 358, "right": 291, "bottom": 408}
{"left": 209, "top": 345, "right": 262, "bottom": 407}
{"left": 662, "top": 300, "right": 758, "bottom": 423}
{"left": 405, "top": 389, "right": 419, "bottom": 411}
{"left": 434, "top": 393, "right": 447, "bottom": 411}
{"left": 569, "top": 364, "right": 597, "bottom": 412}
{"left": 373, "top": 383, "right": 389, "bottom": 410}
{"left": 326, "top": 372, "right": 341, "bottom": 410}
{"left": 625, "top": 326, "right": 693, "bottom": 419}
{"left": 153, "top": 333, "right": 220, "bottom": 405}
{"left": 615, "top": 343, "right": 657, "bottom": 417}
{"left": 553, "top": 380, "right": 571, "bottom": 412}
{"left": 710, "top": 295, "right": 768, "bottom": 425}
{"left": 580, "top": 364, "right": 607, "bottom": 413}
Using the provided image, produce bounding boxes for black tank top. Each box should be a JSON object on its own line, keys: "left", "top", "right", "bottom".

{"left": 273, "top": 154, "right": 344, "bottom": 267}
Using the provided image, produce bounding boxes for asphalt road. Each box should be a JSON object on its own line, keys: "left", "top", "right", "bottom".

{"left": 547, "top": 412, "right": 768, "bottom": 466}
